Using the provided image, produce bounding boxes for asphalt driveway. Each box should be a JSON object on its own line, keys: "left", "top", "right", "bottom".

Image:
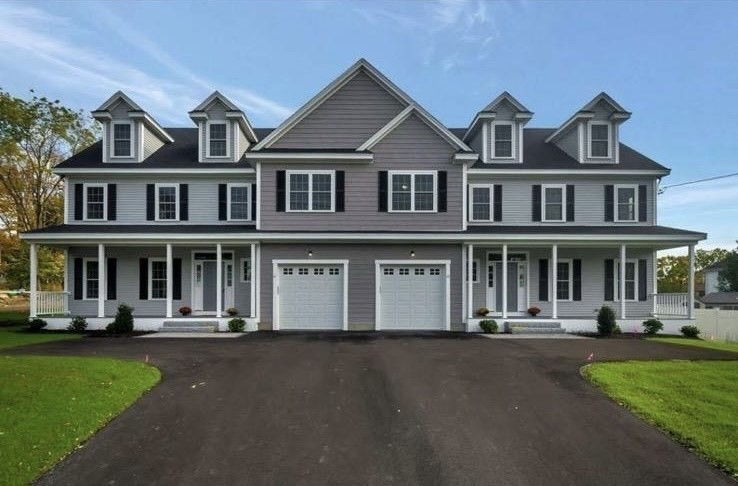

{"left": 15, "top": 333, "right": 737, "bottom": 486}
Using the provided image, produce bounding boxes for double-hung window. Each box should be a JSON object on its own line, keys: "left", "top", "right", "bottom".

{"left": 469, "top": 184, "right": 494, "bottom": 222}
{"left": 589, "top": 122, "right": 610, "bottom": 158}
{"left": 208, "top": 122, "right": 228, "bottom": 157}
{"left": 84, "top": 259, "right": 99, "bottom": 300}
{"left": 542, "top": 184, "right": 565, "bottom": 222}
{"left": 228, "top": 183, "right": 251, "bottom": 221}
{"left": 493, "top": 123, "right": 513, "bottom": 158}
{"left": 112, "top": 122, "right": 132, "bottom": 157}
{"left": 240, "top": 258, "right": 251, "bottom": 283}
{"left": 156, "top": 184, "right": 179, "bottom": 221}
{"left": 556, "top": 260, "right": 573, "bottom": 301}
{"left": 84, "top": 184, "right": 107, "bottom": 221}
{"left": 149, "top": 259, "right": 167, "bottom": 300}
{"left": 614, "top": 260, "right": 637, "bottom": 301}
{"left": 614, "top": 185, "right": 637, "bottom": 222}
{"left": 287, "top": 171, "right": 334, "bottom": 212}
{"left": 389, "top": 171, "right": 436, "bottom": 212}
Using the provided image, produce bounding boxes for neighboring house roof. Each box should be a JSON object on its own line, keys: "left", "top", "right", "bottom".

{"left": 702, "top": 261, "right": 727, "bottom": 272}
{"left": 699, "top": 292, "right": 738, "bottom": 305}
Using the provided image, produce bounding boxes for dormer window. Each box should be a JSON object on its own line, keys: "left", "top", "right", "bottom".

{"left": 207, "top": 122, "right": 228, "bottom": 158}
{"left": 493, "top": 123, "right": 514, "bottom": 158}
{"left": 112, "top": 122, "right": 132, "bottom": 157}
{"left": 589, "top": 122, "right": 611, "bottom": 158}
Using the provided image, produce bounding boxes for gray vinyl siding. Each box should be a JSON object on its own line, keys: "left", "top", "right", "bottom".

{"left": 260, "top": 114, "right": 462, "bottom": 231}
{"left": 272, "top": 70, "right": 406, "bottom": 149}
{"left": 259, "top": 243, "right": 463, "bottom": 331}
{"left": 237, "top": 125, "right": 249, "bottom": 159}
{"left": 556, "top": 126, "right": 579, "bottom": 162}
{"left": 67, "top": 175, "right": 255, "bottom": 225}
{"left": 67, "top": 246, "right": 253, "bottom": 318}
{"left": 143, "top": 126, "right": 164, "bottom": 160}
{"left": 470, "top": 246, "right": 654, "bottom": 318}
{"left": 466, "top": 175, "right": 656, "bottom": 225}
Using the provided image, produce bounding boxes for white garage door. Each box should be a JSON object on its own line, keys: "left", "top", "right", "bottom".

{"left": 277, "top": 264, "right": 344, "bottom": 330}
{"left": 379, "top": 264, "right": 447, "bottom": 330}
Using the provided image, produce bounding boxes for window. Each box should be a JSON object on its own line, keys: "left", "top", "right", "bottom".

{"left": 466, "top": 259, "right": 480, "bottom": 283}
{"left": 414, "top": 268, "right": 425, "bottom": 275}
{"left": 112, "top": 123, "right": 132, "bottom": 157}
{"left": 156, "top": 184, "right": 179, "bottom": 221}
{"left": 240, "top": 258, "right": 251, "bottom": 283}
{"left": 208, "top": 122, "right": 228, "bottom": 157}
{"left": 384, "top": 268, "right": 394, "bottom": 276}
{"left": 389, "top": 172, "right": 436, "bottom": 212}
{"left": 614, "top": 260, "right": 637, "bottom": 301}
{"left": 542, "top": 184, "right": 565, "bottom": 222}
{"left": 399, "top": 268, "right": 410, "bottom": 275}
{"left": 589, "top": 122, "right": 610, "bottom": 158}
{"left": 556, "top": 260, "right": 573, "bottom": 301}
{"left": 469, "top": 185, "right": 494, "bottom": 222}
{"left": 228, "top": 184, "right": 251, "bottom": 221}
{"left": 84, "top": 259, "right": 99, "bottom": 300}
{"left": 329, "top": 268, "right": 340, "bottom": 276}
{"left": 149, "top": 259, "right": 167, "bottom": 300}
{"left": 615, "top": 185, "right": 637, "bottom": 222}
{"left": 430, "top": 268, "right": 441, "bottom": 276}
{"left": 287, "top": 171, "right": 334, "bottom": 212}
{"left": 493, "top": 123, "right": 513, "bottom": 158}
{"left": 283, "top": 268, "right": 293, "bottom": 275}
{"left": 84, "top": 184, "right": 107, "bottom": 221}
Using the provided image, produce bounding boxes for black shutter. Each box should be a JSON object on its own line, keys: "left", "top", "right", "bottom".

{"left": 179, "top": 184, "right": 188, "bottom": 221}
{"left": 604, "top": 185, "right": 614, "bottom": 222}
{"left": 107, "top": 258, "right": 117, "bottom": 300}
{"left": 538, "top": 258, "right": 548, "bottom": 301}
{"left": 566, "top": 185, "right": 575, "bottom": 222}
{"left": 604, "top": 259, "right": 614, "bottom": 301}
{"left": 276, "top": 171, "right": 286, "bottom": 212}
{"left": 139, "top": 258, "right": 148, "bottom": 300}
{"left": 638, "top": 185, "right": 647, "bottom": 222}
{"left": 494, "top": 184, "right": 503, "bottom": 222}
{"left": 74, "top": 258, "right": 83, "bottom": 299}
{"left": 573, "top": 259, "right": 582, "bottom": 301}
{"left": 74, "top": 184, "right": 83, "bottom": 220}
{"left": 335, "top": 171, "right": 345, "bottom": 212}
{"left": 146, "top": 184, "right": 155, "bottom": 221}
{"left": 218, "top": 184, "right": 227, "bottom": 220}
{"left": 107, "top": 184, "right": 117, "bottom": 221}
{"left": 378, "top": 171, "right": 388, "bottom": 212}
{"left": 251, "top": 183, "right": 257, "bottom": 220}
{"left": 437, "top": 171, "right": 447, "bottom": 212}
{"left": 173, "top": 258, "right": 182, "bottom": 300}
{"left": 638, "top": 259, "right": 647, "bottom": 301}
{"left": 532, "top": 185, "right": 541, "bottom": 222}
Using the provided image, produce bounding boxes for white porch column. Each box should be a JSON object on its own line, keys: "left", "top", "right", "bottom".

{"left": 466, "top": 243, "right": 474, "bottom": 320}
{"left": 216, "top": 243, "right": 223, "bottom": 318}
{"left": 501, "top": 244, "right": 508, "bottom": 319}
{"left": 97, "top": 243, "right": 105, "bottom": 318}
{"left": 687, "top": 245, "right": 694, "bottom": 319}
{"left": 255, "top": 242, "right": 261, "bottom": 320}
{"left": 652, "top": 250, "right": 658, "bottom": 315}
{"left": 166, "top": 244, "right": 173, "bottom": 318}
{"left": 250, "top": 243, "right": 256, "bottom": 319}
{"left": 620, "top": 244, "right": 627, "bottom": 319}
{"left": 551, "top": 244, "right": 558, "bottom": 319}
{"left": 29, "top": 243, "right": 38, "bottom": 318}
{"left": 63, "top": 248, "right": 69, "bottom": 315}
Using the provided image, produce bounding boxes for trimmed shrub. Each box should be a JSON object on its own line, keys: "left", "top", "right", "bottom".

{"left": 106, "top": 303, "right": 134, "bottom": 334}
{"left": 479, "top": 319, "right": 498, "bottom": 334}
{"left": 67, "top": 316, "right": 88, "bottom": 332}
{"left": 228, "top": 317, "right": 245, "bottom": 332}
{"left": 226, "top": 307, "right": 239, "bottom": 317}
{"left": 642, "top": 319, "right": 664, "bottom": 336}
{"left": 28, "top": 318, "right": 47, "bottom": 332}
{"left": 597, "top": 305, "right": 617, "bottom": 336}
{"left": 681, "top": 325, "right": 701, "bottom": 338}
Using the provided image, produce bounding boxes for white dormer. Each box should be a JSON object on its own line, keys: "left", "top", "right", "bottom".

{"left": 463, "top": 92, "right": 532, "bottom": 164}
{"left": 189, "top": 92, "right": 258, "bottom": 163}
{"left": 92, "top": 91, "right": 173, "bottom": 163}
{"left": 545, "top": 92, "right": 631, "bottom": 164}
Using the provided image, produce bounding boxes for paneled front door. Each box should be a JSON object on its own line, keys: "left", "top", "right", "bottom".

{"left": 486, "top": 253, "right": 528, "bottom": 314}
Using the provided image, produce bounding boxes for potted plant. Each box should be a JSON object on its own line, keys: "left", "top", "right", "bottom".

{"left": 527, "top": 306, "right": 541, "bottom": 317}
{"left": 476, "top": 307, "right": 490, "bottom": 317}
{"left": 226, "top": 307, "right": 239, "bottom": 317}
{"left": 179, "top": 306, "right": 192, "bottom": 316}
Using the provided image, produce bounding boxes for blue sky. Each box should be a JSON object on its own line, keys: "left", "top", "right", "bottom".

{"left": 1, "top": 0, "right": 736, "bottom": 252}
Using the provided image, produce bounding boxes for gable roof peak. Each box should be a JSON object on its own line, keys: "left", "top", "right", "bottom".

{"left": 189, "top": 90, "right": 258, "bottom": 142}
{"left": 581, "top": 91, "right": 630, "bottom": 114}
{"left": 189, "top": 90, "right": 241, "bottom": 113}
{"left": 482, "top": 91, "right": 532, "bottom": 114}
{"left": 94, "top": 90, "right": 143, "bottom": 113}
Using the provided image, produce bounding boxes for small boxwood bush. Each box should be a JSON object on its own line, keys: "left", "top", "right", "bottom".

{"left": 597, "top": 305, "right": 617, "bottom": 336}
{"left": 67, "top": 316, "right": 88, "bottom": 332}
{"left": 681, "top": 325, "right": 701, "bottom": 338}
{"left": 479, "top": 319, "right": 498, "bottom": 334}
{"left": 28, "top": 318, "right": 47, "bottom": 332}
{"left": 228, "top": 317, "right": 245, "bottom": 332}
{"left": 642, "top": 319, "right": 664, "bottom": 336}
{"left": 106, "top": 303, "right": 134, "bottom": 334}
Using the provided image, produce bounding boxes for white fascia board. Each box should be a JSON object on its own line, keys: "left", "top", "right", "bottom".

{"left": 128, "top": 112, "right": 174, "bottom": 143}
{"left": 357, "top": 106, "right": 414, "bottom": 151}
{"left": 54, "top": 167, "right": 255, "bottom": 175}
{"left": 225, "top": 112, "right": 258, "bottom": 142}
{"left": 545, "top": 112, "right": 595, "bottom": 143}
{"left": 95, "top": 90, "right": 143, "bottom": 112}
{"left": 462, "top": 113, "right": 496, "bottom": 141}
{"left": 466, "top": 168, "right": 670, "bottom": 176}
{"left": 243, "top": 152, "right": 373, "bottom": 162}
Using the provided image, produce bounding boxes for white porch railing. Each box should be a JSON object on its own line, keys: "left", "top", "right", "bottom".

{"left": 653, "top": 293, "right": 689, "bottom": 317}
{"left": 36, "top": 291, "right": 69, "bottom": 316}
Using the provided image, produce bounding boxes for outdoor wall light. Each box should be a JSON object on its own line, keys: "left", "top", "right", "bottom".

{"left": 410, "top": 250, "right": 416, "bottom": 258}
{"left": 308, "top": 250, "right": 313, "bottom": 257}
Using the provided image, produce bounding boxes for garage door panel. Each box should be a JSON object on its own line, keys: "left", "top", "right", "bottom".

{"left": 278, "top": 264, "right": 344, "bottom": 330}
{"left": 379, "top": 264, "right": 447, "bottom": 330}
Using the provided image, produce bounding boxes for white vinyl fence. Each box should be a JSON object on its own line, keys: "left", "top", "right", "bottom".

{"left": 694, "top": 309, "right": 738, "bottom": 342}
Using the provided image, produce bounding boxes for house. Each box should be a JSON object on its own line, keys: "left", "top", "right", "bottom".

{"left": 702, "top": 260, "right": 725, "bottom": 295}
{"left": 699, "top": 292, "right": 738, "bottom": 310}
{"left": 21, "top": 59, "right": 704, "bottom": 333}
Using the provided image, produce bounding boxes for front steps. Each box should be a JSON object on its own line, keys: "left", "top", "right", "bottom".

{"left": 505, "top": 321, "right": 566, "bottom": 335}
{"left": 159, "top": 320, "right": 219, "bottom": 333}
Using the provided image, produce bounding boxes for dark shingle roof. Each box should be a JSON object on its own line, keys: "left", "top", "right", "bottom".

{"left": 699, "top": 292, "right": 738, "bottom": 305}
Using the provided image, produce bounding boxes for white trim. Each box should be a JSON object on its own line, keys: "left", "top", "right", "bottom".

{"left": 613, "top": 184, "right": 639, "bottom": 222}
{"left": 95, "top": 90, "right": 143, "bottom": 112}
{"left": 374, "top": 259, "right": 451, "bottom": 331}
{"left": 56, "top": 167, "right": 255, "bottom": 175}
{"left": 490, "top": 121, "right": 515, "bottom": 160}
{"left": 587, "top": 121, "right": 612, "bottom": 159}
{"left": 243, "top": 152, "right": 373, "bottom": 162}
{"left": 577, "top": 123, "right": 585, "bottom": 163}
{"left": 466, "top": 244, "right": 474, "bottom": 321}
{"left": 189, "top": 250, "right": 235, "bottom": 313}
{"left": 486, "top": 250, "right": 530, "bottom": 314}
{"left": 357, "top": 105, "right": 413, "bottom": 151}
{"left": 554, "top": 258, "right": 574, "bottom": 302}
{"left": 613, "top": 258, "right": 638, "bottom": 302}
{"left": 82, "top": 257, "right": 99, "bottom": 301}
{"left": 272, "top": 259, "right": 349, "bottom": 331}
{"left": 256, "top": 162, "right": 262, "bottom": 230}
{"left": 154, "top": 183, "right": 180, "bottom": 222}
{"left": 205, "top": 120, "right": 230, "bottom": 159}
{"left": 226, "top": 183, "right": 252, "bottom": 221}
{"left": 148, "top": 257, "right": 168, "bottom": 300}
{"left": 166, "top": 244, "right": 173, "bottom": 318}
{"left": 82, "top": 183, "right": 108, "bottom": 221}
{"left": 97, "top": 244, "right": 105, "bottom": 317}
{"left": 545, "top": 112, "right": 595, "bottom": 143}
{"left": 388, "top": 170, "right": 437, "bottom": 213}
{"left": 286, "top": 170, "right": 336, "bottom": 212}
{"left": 541, "top": 184, "right": 566, "bottom": 223}
{"left": 461, "top": 163, "right": 468, "bottom": 230}
{"left": 110, "top": 121, "right": 133, "bottom": 159}
{"left": 468, "top": 184, "right": 495, "bottom": 222}
{"left": 197, "top": 122, "right": 204, "bottom": 163}
{"left": 481, "top": 123, "right": 489, "bottom": 162}
{"left": 465, "top": 259, "right": 480, "bottom": 283}
{"left": 138, "top": 121, "right": 144, "bottom": 162}
{"left": 465, "top": 168, "right": 669, "bottom": 176}
{"left": 518, "top": 123, "right": 524, "bottom": 162}
{"left": 249, "top": 243, "right": 256, "bottom": 318}
{"left": 240, "top": 257, "right": 251, "bottom": 283}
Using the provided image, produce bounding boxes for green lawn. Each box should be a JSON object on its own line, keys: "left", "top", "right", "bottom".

{"left": 0, "top": 326, "right": 81, "bottom": 350}
{"left": 649, "top": 336, "right": 738, "bottom": 354}
{"left": 585, "top": 360, "right": 738, "bottom": 476}
{"left": 0, "top": 308, "right": 29, "bottom": 327}
{"left": 0, "top": 355, "right": 160, "bottom": 485}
